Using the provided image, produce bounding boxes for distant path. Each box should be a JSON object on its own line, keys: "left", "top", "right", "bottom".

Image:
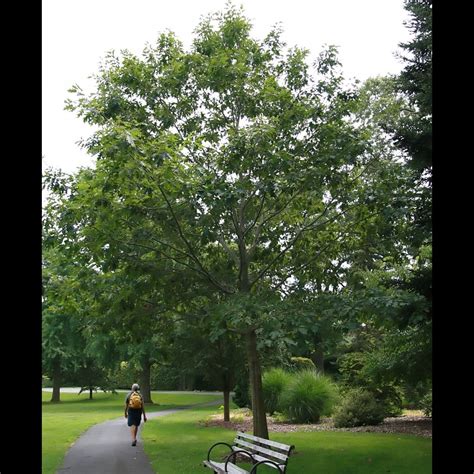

{"left": 43, "top": 387, "right": 224, "bottom": 395}
{"left": 56, "top": 399, "right": 223, "bottom": 474}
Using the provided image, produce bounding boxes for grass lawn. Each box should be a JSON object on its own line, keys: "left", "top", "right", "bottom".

{"left": 142, "top": 405, "right": 432, "bottom": 474}
{"left": 42, "top": 390, "right": 223, "bottom": 474}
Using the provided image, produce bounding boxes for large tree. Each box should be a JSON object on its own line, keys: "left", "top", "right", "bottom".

{"left": 395, "top": 0, "right": 432, "bottom": 175}
{"left": 64, "top": 5, "right": 409, "bottom": 438}
{"left": 42, "top": 246, "right": 83, "bottom": 402}
{"left": 43, "top": 175, "right": 88, "bottom": 402}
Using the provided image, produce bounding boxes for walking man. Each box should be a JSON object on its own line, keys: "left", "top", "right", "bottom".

{"left": 124, "top": 383, "right": 147, "bottom": 446}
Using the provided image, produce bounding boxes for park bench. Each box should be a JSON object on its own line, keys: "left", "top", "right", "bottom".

{"left": 203, "top": 431, "right": 295, "bottom": 474}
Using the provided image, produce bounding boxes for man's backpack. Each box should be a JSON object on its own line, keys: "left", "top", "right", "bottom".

{"left": 129, "top": 391, "right": 143, "bottom": 409}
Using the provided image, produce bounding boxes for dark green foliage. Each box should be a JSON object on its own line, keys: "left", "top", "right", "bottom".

{"left": 395, "top": 0, "right": 432, "bottom": 173}
{"left": 337, "top": 343, "right": 403, "bottom": 417}
{"left": 337, "top": 351, "right": 366, "bottom": 386}
{"left": 419, "top": 389, "right": 432, "bottom": 417}
{"left": 333, "top": 388, "right": 385, "bottom": 428}
{"left": 279, "top": 370, "right": 338, "bottom": 423}
{"left": 372, "top": 385, "right": 403, "bottom": 417}
{"left": 363, "top": 324, "right": 432, "bottom": 389}
{"left": 68, "top": 358, "right": 115, "bottom": 397}
{"left": 233, "top": 375, "right": 251, "bottom": 409}
{"left": 401, "top": 380, "right": 431, "bottom": 409}
{"left": 262, "top": 368, "right": 292, "bottom": 415}
{"left": 108, "top": 362, "right": 141, "bottom": 390}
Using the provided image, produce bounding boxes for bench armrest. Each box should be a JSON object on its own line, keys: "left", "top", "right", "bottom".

{"left": 207, "top": 442, "right": 234, "bottom": 461}
{"left": 225, "top": 450, "right": 256, "bottom": 472}
{"left": 250, "top": 460, "right": 284, "bottom": 474}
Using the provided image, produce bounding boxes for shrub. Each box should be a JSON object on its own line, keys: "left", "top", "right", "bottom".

{"left": 337, "top": 352, "right": 367, "bottom": 386}
{"left": 262, "top": 368, "right": 292, "bottom": 415}
{"left": 373, "top": 384, "right": 403, "bottom": 417}
{"left": 419, "top": 390, "right": 432, "bottom": 417}
{"left": 279, "top": 370, "right": 338, "bottom": 423}
{"left": 333, "top": 388, "right": 385, "bottom": 427}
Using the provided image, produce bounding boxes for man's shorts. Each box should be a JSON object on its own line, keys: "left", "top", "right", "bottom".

{"left": 127, "top": 408, "right": 142, "bottom": 427}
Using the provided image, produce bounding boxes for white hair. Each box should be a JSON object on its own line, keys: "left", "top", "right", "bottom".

{"left": 132, "top": 383, "right": 140, "bottom": 391}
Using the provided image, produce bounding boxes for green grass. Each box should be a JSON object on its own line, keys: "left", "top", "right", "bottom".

{"left": 42, "top": 390, "right": 222, "bottom": 474}
{"left": 142, "top": 406, "right": 432, "bottom": 474}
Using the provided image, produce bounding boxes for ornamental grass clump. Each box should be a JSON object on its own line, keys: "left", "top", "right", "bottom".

{"left": 279, "top": 369, "right": 338, "bottom": 423}
{"left": 262, "top": 368, "right": 292, "bottom": 415}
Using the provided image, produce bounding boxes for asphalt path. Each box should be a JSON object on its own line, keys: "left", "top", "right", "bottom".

{"left": 55, "top": 399, "right": 223, "bottom": 474}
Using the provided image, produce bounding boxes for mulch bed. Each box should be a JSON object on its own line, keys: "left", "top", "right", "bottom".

{"left": 200, "top": 414, "right": 432, "bottom": 438}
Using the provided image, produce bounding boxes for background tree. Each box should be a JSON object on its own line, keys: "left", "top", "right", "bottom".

{"left": 355, "top": 0, "right": 432, "bottom": 404}
{"left": 42, "top": 173, "right": 89, "bottom": 402}
{"left": 69, "top": 357, "right": 115, "bottom": 399}
{"left": 78, "top": 254, "right": 185, "bottom": 403}
{"left": 42, "top": 247, "right": 83, "bottom": 402}
{"left": 394, "top": 0, "right": 432, "bottom": 174}
{"left": 393, "top": 0, "right": 431, "bottom": 339}
{"left": 165, "top": 304, "right": 245, "bottom": 420}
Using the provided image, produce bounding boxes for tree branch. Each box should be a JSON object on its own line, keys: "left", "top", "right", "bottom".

{"left": 243, "top": 191, "right": 266, "bottom": 239}
{"left": 217, "top": 230, "right": 240, "bottom": 266}
{"left": 131, "top": 157, "right": 233, "bottom": 294}
{"left": 157, "top": 182, "right": 233, "bottom": 294}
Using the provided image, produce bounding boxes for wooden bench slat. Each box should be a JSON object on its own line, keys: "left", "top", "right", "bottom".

{"left": 230, "top": 448, "right": 286, "bottom": 471}
{"left": 203, "top": 460, "right": 224, "bottom": 473}
{"left": 233, "top": 439, "right": 289, "bottom": 462}
{"left": 231, "top": 445, "right": 287, "bottom": 466}
{"left": 251, "top": 454, "right": 286, "bottom": 470}
{"left": 203, "top": 460, "right": 249, "bottom": 474}
{"left": 236, "top": 431, "right": 293, "bottom": 453}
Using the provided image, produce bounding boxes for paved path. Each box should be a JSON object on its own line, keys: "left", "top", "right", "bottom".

{"left": 56, "top": 400, "right": 222, "bottom": 474}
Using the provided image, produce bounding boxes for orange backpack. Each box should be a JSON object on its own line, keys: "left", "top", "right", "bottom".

{"left": 128, "top": 391, "right": 142, "bottom": 409}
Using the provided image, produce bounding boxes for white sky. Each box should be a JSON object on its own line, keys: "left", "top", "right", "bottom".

{"left": 42, "top": 0, "right": 411, "bottom": 175}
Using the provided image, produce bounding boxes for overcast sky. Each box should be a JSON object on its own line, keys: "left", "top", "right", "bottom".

{"left": 42, "top": 0, "right": 411, "bottom": 175}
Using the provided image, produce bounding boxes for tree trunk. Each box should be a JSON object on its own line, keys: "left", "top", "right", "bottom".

{"left": 139, "top": 360, "right": 154, "bottom": 404}
{"left": 246, "top": 330, "right": 269, "bottom": 439}
{"left": 89, "top": 387, "right": 93, "bottom": 400}
{"left": 51, "top": 358, "right": 61, "bottom": 403}
{"left": 237, "top": 211, "right": 268, "bottom": 437}
{"left": 222, "top": 372, "right": 232, "bottom": 422}
{"left": 223, "top": 389, "right": 230, "bottom": 422}
{"left": 311, "top": 346, "right": 325, "bottom": 374}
